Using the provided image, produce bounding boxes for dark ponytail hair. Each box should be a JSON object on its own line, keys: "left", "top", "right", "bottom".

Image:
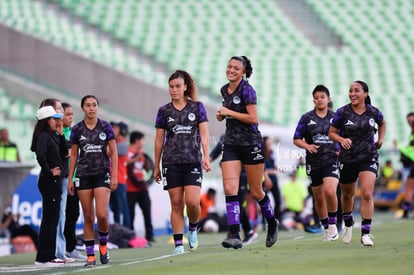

{"left": 230, "top": 56, "right": 253, "bottom": 79}
{"left": 30, "top": 119, "right": 55, "bottom": 152}
{"left": 355, "top": 80, "right": 371, "bottom": 105}
{"left": 168, "top": 70, "right": 198, "bottom": 101}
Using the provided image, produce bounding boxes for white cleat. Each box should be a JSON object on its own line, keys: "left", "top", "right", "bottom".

{"left": 342, "top": 226, "right": 353, "bottom": 244}
{"left": 361, "top": 234, "right": 374, "bottom": 247}
{"left": 328, "top": 224, "right": 339, "bottom": 241}
{"left": 173, "top": 245, "right": 185, "bottom": 255}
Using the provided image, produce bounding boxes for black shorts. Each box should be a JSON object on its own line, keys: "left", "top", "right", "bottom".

{"left": 162, "top": 163, "right": 202, "bottom": 190}
{"left": 222, "top": 144, "right": 265, "bottom": 165}
{"left": 309, "top": 163, "right": 339, "bottom": 187}
{"left": 339, "top": 157, "right": 379, "bottom": 184}
{"left": 76, "top": 171, "right": 111, "bottom": 190}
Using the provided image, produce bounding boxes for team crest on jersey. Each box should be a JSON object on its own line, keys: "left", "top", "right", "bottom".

{"left": 99, "top": 132, "right": 107, "bottom": 140}
{"left": 369, "top": 118, "right": 375, "bottom": 127}
{"left": 233, "top": 96, "right": 241, "bottom": 104}
{"left": 188, "top": 113, "right": 195, "bottom": 121}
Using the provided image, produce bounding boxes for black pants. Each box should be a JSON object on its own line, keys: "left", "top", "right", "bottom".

{"left": 127, "top": 190, "right": 154, "bottom": 241}
{"left": 64, "top": 191, "right": 80, "bottom": 252}
{"left": 36, "top": 175, "right": 62, "bottom": 262}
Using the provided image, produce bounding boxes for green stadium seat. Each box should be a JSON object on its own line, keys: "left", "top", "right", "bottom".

{"left": 0, "top": 0, "right": 413, "bottom": 149}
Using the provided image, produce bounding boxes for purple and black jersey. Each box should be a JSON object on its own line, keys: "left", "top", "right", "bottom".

{"left": 293, "top": 110, "right": 338, "bottom": 169}
{"left": 331, "top": 104, "right": 384, "bottom": 164}
{"left": 155, "top": 100, "right": 208, "bottom": 165}
{"left": 220, "top": 79, "right": 262, "bottom": 146}
{"left": 70, "top": 118, "right": 115, "bottom": 177}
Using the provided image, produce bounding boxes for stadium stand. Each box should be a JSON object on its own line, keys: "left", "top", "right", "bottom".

{"left": 0, "top": 0, "right": 413, "bottom": 151}
{"left": 0, "top": 86, "right": 37, "bottom": 163}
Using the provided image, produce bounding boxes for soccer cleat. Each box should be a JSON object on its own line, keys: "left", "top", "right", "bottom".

{"left": 99, "top": 244, "right": 110, "bottom": 264}
{"left": 222, "top": 236, "right": 243, "bottom": 249}
{"left": 328, "top": 224, "right": 339, "bottom": 241}
{"left": 361, "top": 234, "right": 374, "bottom": 246}
{"left": 188, "top": 230, "right": 199, "bottom": 251}
{"left": 35, "top": 258, "right": 65, "bottom": 267}
{"left": 84, "top": 256, "right": 96, "bottom": 268}
{"left": 342, "top": 226, "right": 353, "bottom": 244}
{"left": 305, "top": 224, "right": 323, "bottom": 234}
{"left": 243, "top": 230, "right": 258, "bottom": 245}
{"left": 265, "top": 219, "right": 279, "bottom": 248}
{"left": 66, "top": 249, "right": 87, "bottom": 260}
{"left": 173, "top": 245, "right": 185, "bottom": 254}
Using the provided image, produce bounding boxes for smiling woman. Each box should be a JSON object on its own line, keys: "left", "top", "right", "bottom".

{"left": 328, "top": 80, "right": 386, "bottom": 247}
{"left": 216, "top": 56, "right": 279, "bottom": 250}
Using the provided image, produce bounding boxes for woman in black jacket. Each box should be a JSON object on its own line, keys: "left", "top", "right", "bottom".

{"left": 30, "top": 105, "right": 67, "bottom": 266}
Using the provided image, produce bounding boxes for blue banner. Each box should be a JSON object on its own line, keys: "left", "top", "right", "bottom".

{"left": 11, "top": 173, "right": 83, "bottom": 232}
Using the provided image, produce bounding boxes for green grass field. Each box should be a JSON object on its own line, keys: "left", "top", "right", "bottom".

{"left": 0, "top": 211, "right": 412, "bottom": 275}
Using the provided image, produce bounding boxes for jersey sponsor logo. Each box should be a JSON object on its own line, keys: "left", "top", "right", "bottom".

{"left": 167, "top": 116, "right": 175, "bottom": 123}
{"left": 345, "top": 120, "right": 354, "bottom": 125}
{"left": 79, "top": 135, "right": 87, "bottom": 141}
{"left": 233, "top": 96, "right": 241, "bottom": 104}
{"left": 188, "top": 113, "right": 195, "bottom": 121}
{"left": 99, "top": 132, "right": 107, "bottom": 140}
{"left": 307, "top": 120, "right": 317, "bottom": 125}
{"left": 313, "top": 134, "right": 333, "bottom": 144}
{"left": 83, "top": 143, "right": 104, "bottom": 153}
{"left": 172, "top": 124, "right": 192, "bottom": 134}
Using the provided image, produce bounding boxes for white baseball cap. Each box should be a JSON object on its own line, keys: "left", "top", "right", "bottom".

{"left": 36, "top": 106, "right": 64, "bottom": 120}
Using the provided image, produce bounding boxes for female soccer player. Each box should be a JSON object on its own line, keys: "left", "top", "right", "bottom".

{"left": 216, "top": 56, "right": 278, "bottom": 249}
{"left": 293, "top": 84, "right": 339, "bottom": 241}
{"left": 153, "top": 70, "right": 210, "bottom": 254}
{"left": 329, "top": 81, "right": 386, "bottom": 246}
{"left": 68, "top": 95, "right": 118, "bottom": 267}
